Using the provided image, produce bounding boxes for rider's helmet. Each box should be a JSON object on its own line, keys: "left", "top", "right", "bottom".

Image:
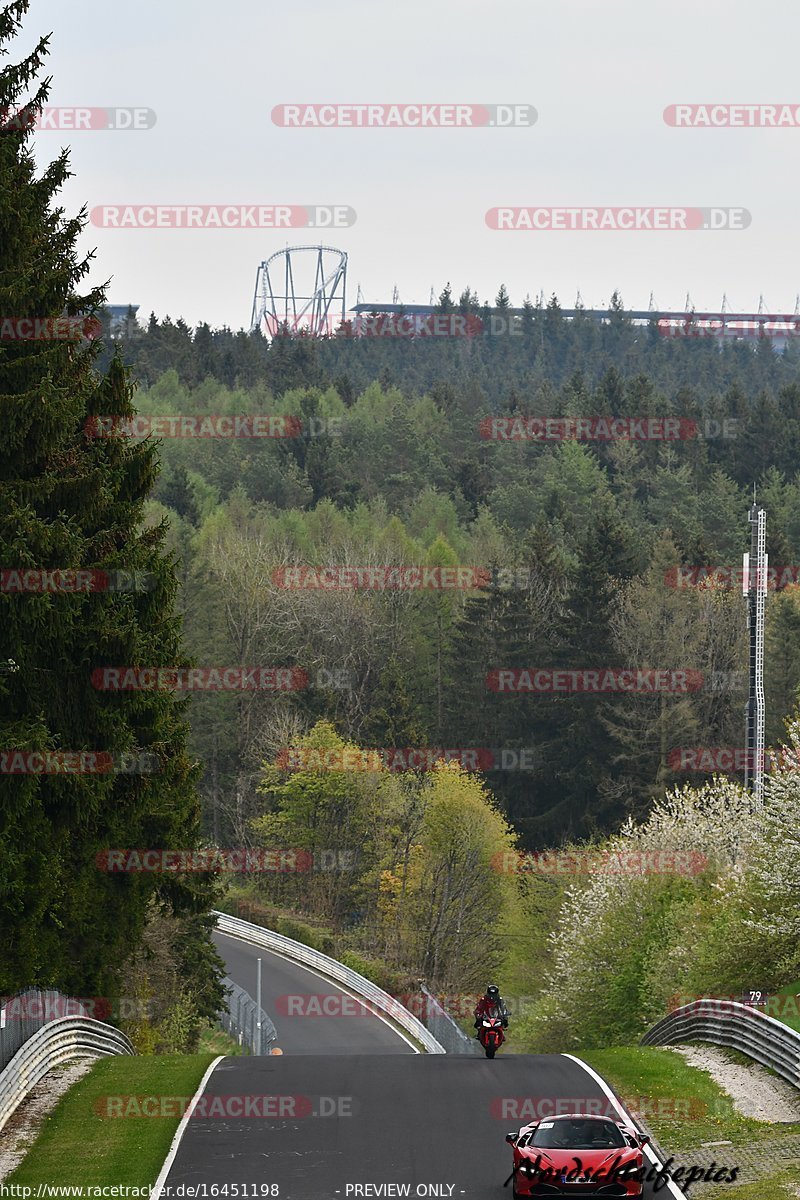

{"left": 486, "top": 984, "right": 500, "bottom": 1002}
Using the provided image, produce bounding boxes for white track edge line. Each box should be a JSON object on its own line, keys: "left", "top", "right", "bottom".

{"left": 151, "top": 1054, "right": 225, "bottom": 1200}
{"left": 216, "top": 929, "right": 421, "bottom": 1054}
{"left": 562, "top": 1052, "right": 688, "bottom": 1200}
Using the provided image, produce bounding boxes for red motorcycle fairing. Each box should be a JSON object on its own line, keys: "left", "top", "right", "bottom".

{"left": 478, "top": 1016, "right": 505, "bottom": 1058}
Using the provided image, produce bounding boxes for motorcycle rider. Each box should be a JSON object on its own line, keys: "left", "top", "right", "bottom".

{"left": 474, "top": 983, "right": 509, "bottom": 1035}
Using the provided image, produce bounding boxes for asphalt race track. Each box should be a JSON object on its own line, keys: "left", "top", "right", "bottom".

{"left": 162, "top": 1053, "right": 648, "bottom": 1198}
{"left": 213, "top": 930, "right": 415, "bottom": 1054}
{"left": 196, "top": 932, "right": 678, "bottom": 1198}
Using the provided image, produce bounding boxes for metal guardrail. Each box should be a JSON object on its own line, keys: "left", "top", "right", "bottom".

{"left": 219, "top": 975, "right": 277, "bottom": 1054}
{"left": 642, "top": 999, "right": 800, "bottom": 1090}
{"left": 419, "top": 984, "right": 482, "bottom": 1055}
{"left": 213, "top": 911, "right": 445, "bottom": 1053}
{"left": 0, "top": 1016, "right": 134, "bottom": 1133}
{"left": 0, "top": 988, "right": 103, "bottom": 1072}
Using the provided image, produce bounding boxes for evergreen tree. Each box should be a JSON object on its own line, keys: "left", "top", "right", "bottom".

{"left": 540, "top": 512, "right": 634, "bottom": 838}
{"left": 436, "top": 283, "right": 454, "bottom": 313}
{"left": 0, "top": 1, "right": 216, "bottom": 995}
{"left": 765, "top": 589, "right": 800, "bottom": 745}
{"left": 361, "top": 655, "right": 427, "bottom": 749}
{"left": 495, "top": 284, "right": 511, "bottom": 310}
{"left": 520, "top": 294, "right": 536, "bottom": 337}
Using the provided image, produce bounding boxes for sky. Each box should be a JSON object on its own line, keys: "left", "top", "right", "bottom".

{"left": 17, "top": 0, "right": 800, "bottom": 330}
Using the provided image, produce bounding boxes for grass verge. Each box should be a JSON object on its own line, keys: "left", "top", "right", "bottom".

{"left": 6, "top": 1054, "right": 215, "bottom": 1188}
{"left": 773, "top": 979, "right": 800, "bottom": 1034}
{"left": 582, "top": 1045, "right": 800, "bottom": 1200}
{"left": 197, "top": 1024, "right": 245, "bottom": 1056}
{"left": 581, "top": 1046, "right": 780, "bottom": 1151}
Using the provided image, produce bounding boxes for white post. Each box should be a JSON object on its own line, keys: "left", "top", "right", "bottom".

{"left": 256, "top": 958, "right": 262, "bottom": 1055}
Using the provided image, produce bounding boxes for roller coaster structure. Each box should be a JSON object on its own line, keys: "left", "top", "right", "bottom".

{"left": 250, "top": 246, "right": 347, "bottom": 337}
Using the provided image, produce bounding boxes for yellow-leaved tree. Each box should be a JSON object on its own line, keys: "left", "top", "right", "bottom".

{"left": 403, "top": 761, "right": 523, "bottom": 990}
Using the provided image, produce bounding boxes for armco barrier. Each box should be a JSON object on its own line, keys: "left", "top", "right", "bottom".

{"left": 0, "top": 987, "right": 100, "bottom": 1071}
{"left": 213, "top": 911, "right": 445, "bottom": 1053}
{"left": 420, "top": 984, "right": 482, "bottom": 1055}
{"left": 642, "top": 999, "right": 800, "bottom": 1089}
{"left": 219, "top": 974, "right": 277, "bottom": 1054}
{"left": 0, "top": 1016, "right": 134, "bottom": 1132}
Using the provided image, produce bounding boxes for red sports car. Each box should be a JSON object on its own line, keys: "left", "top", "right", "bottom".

{"left": 505, "top": 1113, "right": 648, "bottom": 1197}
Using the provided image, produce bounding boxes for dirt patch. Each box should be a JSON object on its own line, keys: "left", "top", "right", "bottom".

{"left": 0, "top": 1058, "right": 96, "bottom": 1181}
{"left": 672, "top": 1043, "right": 800, "bottom": 1123}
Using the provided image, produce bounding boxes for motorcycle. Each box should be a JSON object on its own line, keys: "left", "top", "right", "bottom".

{"left": 478, "top": 1015, "right": 505, "bottom": 1058}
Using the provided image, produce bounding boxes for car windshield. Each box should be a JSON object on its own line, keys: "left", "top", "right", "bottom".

{"left": 530, "top": 1119, "right": 626, "bottom": 1150}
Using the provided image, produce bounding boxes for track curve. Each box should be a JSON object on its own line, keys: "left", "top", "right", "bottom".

{"left": 213, "top": 929, "right": 415, "bottom": 1055}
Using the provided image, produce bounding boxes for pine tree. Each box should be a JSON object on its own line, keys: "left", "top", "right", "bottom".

{"left": 495, "top": 284, "right": 511, "bottom": 310}
{"left": 0, "top": 2, "right": 215, "bottom": 995}
{"left": 540, "top": 512, "right": 634, "bottom": 838}
{"left": 442, "top": 526, "right": 568, "bottom": 839}
{"left": 765, "top": 590, "right": 800, "bottom": 745}
{"left": 361, "top": 655, "right": 427, "bottom": 749}
{"left": 436, "top": 283, "right": 454, "bottom": 313}
{"left": 520, "top": 294, "right": 535, "bottom": 338}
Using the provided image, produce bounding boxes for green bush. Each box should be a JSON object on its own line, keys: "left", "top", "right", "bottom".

{"left": 220, "top": 888, "right": 413, "bottom": 993}
{"left": 218, "top": 890, "right": 333, "bottom": 948}
{"left": 339, "top": 950, "right": 408, "bottom": 994}
{"left": 275, "top": 916, "right": 335, "bottom": 954}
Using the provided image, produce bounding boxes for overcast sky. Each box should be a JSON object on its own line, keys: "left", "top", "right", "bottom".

{"left": 19, "top": 0, "right": 800, "bottom": 329}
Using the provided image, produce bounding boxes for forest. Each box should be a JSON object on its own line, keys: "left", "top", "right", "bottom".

{"left": 95, "top": 295, "right": 800, "bottom": 852}
{"left": 89, "top": 297, "right": 800, "bottom": 1047}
